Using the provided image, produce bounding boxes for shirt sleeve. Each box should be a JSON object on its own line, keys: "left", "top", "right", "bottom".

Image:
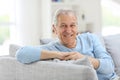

{"left": 15, "top": 46, "right": 42, "bottom": 64}
{"left": 90, "top": 33, "right": 115, "bottom": 74}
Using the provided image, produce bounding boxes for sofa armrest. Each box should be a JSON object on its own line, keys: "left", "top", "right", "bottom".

{"left": 0, "top": 56, "right": 98, "bottom": 80}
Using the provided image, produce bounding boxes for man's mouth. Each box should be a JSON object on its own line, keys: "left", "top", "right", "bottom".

{"left": 64, "top": 34, "right": 73, "bottom": 38}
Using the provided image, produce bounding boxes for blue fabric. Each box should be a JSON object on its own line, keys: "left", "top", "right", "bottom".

{"left": 16, "top": 46, "right": 41, "bottom": 63}
{"left": 16, "top": 32, "right": 117, "bottom": 80}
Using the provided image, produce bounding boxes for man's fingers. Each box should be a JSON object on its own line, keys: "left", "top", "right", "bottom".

{"left": 62, "top": 52, "right": 79, "bottom": 60}
{"left": 64, "top": 55, "right": 75, "bottom": 60}
{"left": 64, "top": 56, "right": 71, "bottom": 60}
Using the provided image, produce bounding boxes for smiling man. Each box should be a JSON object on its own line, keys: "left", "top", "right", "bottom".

{"left": 53, "top": 10, "right": 78, "bottom": 48}
{"left": 16, "top": 9, "right": 119, "bottom": 80}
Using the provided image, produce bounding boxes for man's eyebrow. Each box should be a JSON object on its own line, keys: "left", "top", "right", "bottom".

{"left": 61, "top": 23, "right": 66, "bottom": 25}
{"left": 71, "top": 22, "right": 77, "bottom": 25}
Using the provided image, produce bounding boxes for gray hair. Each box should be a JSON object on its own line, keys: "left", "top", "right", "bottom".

{"left": 53, "top": 8, "right": 79, "bottom": 26}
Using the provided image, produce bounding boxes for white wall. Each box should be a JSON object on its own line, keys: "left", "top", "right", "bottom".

{"left": 78, "top": 0, "right": 102, "bottom": 35}
{"left": 13, "top": 0, "right": 51, "bottom": 45}
{"left": 114, "top": 0, "right": 120, "bottom": 4}
{"left": 41, "top": 0, "right": 52, "bottom": 39}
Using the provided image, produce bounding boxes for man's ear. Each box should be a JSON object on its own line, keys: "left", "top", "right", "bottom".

{"left": 52, "top": 24, "right": 57, "bottom": 35}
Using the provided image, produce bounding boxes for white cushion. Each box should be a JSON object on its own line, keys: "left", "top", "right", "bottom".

{"left": 0, "top": 56, "right": 98, "bottom": 80}
{"left": 103, "top": 34, "right": 120, "bottom": 76}
{"left": 9, "top": 44, "right": 21, "bottom": 57}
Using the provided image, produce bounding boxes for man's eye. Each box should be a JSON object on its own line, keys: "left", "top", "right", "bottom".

{"left": 60, "top": 25, "right": 66, "bottom": 28}
{"left": 71, "top": 25, "right": 76, "bottom": 27}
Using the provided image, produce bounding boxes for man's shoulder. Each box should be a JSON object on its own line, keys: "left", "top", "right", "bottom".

{"left": 77, "top": 32, "right": 100, "bottom": 43}
{"left": 77, "top": 32, "right": 95, "bottom": 38}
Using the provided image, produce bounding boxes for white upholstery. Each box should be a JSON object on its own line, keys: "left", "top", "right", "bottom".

{"left": 0, "top": 34, "right": 120, "bottom": 80}
{"left": 103, "top": 34, "right": 120, "bottom": 76}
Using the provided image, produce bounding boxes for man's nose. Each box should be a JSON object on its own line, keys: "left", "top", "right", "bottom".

{"left": 65, "top": 26, "right": 72, "bottom": 33}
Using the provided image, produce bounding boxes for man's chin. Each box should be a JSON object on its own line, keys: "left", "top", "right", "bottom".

{"left": 64, "top": 41, "right": 74, "bottom": 45}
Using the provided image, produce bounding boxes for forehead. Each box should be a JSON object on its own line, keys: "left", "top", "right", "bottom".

{"left": 57, "top": 14, "right": 77, "bottom": 22}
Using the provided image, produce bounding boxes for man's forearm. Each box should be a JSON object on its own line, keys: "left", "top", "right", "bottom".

{"left": 40, "top": 50, "right": 70, "bottom": 60}
{"left": 40, "top": 50, "right": 58, "bottom": 60}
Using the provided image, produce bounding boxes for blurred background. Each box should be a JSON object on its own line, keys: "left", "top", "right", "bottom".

{"left": 0, "top": 0, "right": 120, "bottom": 56}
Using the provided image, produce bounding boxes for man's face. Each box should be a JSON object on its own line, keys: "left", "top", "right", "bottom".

{"left": 54, "top": 14, "right": 78, "bottom": 48}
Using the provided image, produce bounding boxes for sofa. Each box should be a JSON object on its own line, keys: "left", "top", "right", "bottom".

{"left": 0, "top": 34, "right": 120, "bottom": 80}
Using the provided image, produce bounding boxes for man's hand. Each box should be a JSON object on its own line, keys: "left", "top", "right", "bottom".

{"left": 41, "top": 50, "right": 99, "bottom": 69}
{"left": 41, "top": 50, "right": 83, "bottom": 60}
{"left": 63, "top": 52, "right": 99, "bottom": 69}
{"left": 55, "top": 52, "right": 69, "bottom": 60}
{"left": 64, "top": 52, "right": 84, "bottom": 60}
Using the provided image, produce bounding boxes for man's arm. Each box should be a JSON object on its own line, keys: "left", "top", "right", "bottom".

{"left": 16, "top": 46, "right": 41, "bottom": 63}
{"left": 91, "top": 33, "right": 115, "bottom": 74}
{"left": 40, "top": 50, "right": 69, "bottom": 60}
{"left": 16, "top": 46, "right": 69, "bottom": 63}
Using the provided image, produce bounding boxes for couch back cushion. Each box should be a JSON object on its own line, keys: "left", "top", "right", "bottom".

{"left": 9, "top": 44, "right": 21, "bottom": 57}
{"left": 103, "top": 34, "right": 120, "bottom": 76}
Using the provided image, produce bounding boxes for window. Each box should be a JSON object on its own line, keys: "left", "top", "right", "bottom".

{"left": 101, "top": 0, "right": 120, "bottom": 36}
{"left": 0, "top": 0, "right": 15, "bottom": 56}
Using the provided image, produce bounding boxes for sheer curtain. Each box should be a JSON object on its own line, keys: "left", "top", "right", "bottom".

{"left": 0, "top": 0, "right": 15, "bottom": 56}
{"left": 15, "top": 0, "right": 52, "bottom": 45}
{"left": 101, "top": 0, "right": 120, "bottom": 36}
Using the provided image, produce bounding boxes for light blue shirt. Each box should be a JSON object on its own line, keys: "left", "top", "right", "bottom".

{"left": 16, "top": 33, "right": 117, "bottom": 80}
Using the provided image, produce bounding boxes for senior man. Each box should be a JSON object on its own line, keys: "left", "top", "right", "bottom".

{"left": 16, "top": 9, "right": 119, "bottom": 80}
